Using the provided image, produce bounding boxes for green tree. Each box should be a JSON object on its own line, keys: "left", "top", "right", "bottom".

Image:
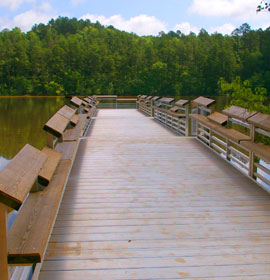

{"left": 218, "top": 76, "right": 269, "bottom": 113}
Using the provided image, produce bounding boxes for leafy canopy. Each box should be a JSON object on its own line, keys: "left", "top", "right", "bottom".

{"left": 218, "top": 76, "right": 270, "bottom": 113}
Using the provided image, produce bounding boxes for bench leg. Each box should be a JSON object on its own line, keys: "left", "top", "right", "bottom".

{"left": 0, "top": 203, "right": 9, "bottom": 280}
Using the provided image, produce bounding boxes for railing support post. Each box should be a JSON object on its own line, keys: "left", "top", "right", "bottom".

{"left": 185, "top": 104, "right": 189, "bottom": 136}
{"left": 249, "top": 125, "right": 255, "bottom": 178}
{"left": 0, "top": 203, "right": 9, "bottom": 280}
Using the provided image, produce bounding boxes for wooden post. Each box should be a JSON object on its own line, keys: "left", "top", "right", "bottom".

{"left": 0, "top": 203, "right": 9, "bottom": 280}
{"left": 185, "top": 104, "right": 189, "bottom": 136}
{"left": 47, "top": 133, "right": 54, "bottom": 149}
{"left": 226, "top": 138, "right": 229, "bottom": 160}
{"left": 249, "top": 124, "right": 255, "bottom": 178}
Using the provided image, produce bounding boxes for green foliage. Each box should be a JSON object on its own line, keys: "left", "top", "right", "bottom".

{"left": 44, "top": 81, "right": 64, "bottom": 96}
{"left": 0, "top": 17, "right": 270, "bottom": 96}
{"left": 218, "top": 76, "right": 270, "bottom": 113}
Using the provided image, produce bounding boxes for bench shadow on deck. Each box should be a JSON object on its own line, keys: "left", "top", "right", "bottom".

{"left": 40, "top": 109, "right": 270, "bottom": 280}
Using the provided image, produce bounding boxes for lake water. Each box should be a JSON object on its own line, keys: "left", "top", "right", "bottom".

{"left": 0, "top": 96, "right": 230, "bottom": 170}
{"left": 0, "top": 97, "right": 69, "bottom": 169}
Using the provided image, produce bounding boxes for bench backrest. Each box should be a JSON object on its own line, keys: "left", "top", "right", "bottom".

{"left": 43, "top": 112, "right": 70, "bottom": 138}
{"left": 70, "top": 96, "right": 83, "bottom": 107}
{"left": 0, "top": 144, "right": 47, "bottom": 210}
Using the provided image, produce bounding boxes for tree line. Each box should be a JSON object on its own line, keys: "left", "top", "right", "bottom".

{"left": 0, "top": 17, "right": 269, "bottom": 97}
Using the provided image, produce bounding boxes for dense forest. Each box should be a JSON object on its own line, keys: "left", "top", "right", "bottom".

{"left": 0, "top": 17, "right": 269, "bottom": 97}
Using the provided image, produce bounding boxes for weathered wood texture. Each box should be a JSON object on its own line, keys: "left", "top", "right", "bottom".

{"left": 0, "top": 144, "right": 47, "bottom": 210}
{"left": 207, "top": 111, "right": 228, "bottom": 125}
{"left": 63, "top": 115, "right": 87, "bottom": 142}
{"left": 57, "top": 105, "right": 76, "bottom": 120}
{"left": 248, "top": 112, "right": 270, "bottom": 131}
{"left": 43, "top": 113, "right": 69, "bottom": 138}
{"left": 70, "top": 97, "right": 83, "bottom": 107}
{"left": 175, "top": 99, "right": 189, "bottom": 106}
{"left": 241, "top": 140, "right": 270, "bottom": 163}
{"left": 190, "top": 114, "right": 251, "bottom": 143}
{"left": 193, "top": 96, "right": 215, "bottom": 107}
{"left": 8, "top": 160, "right": 71, "bottom": 264}
{"left": 223, "top": 105, "right": 257, "bottom": 122}
{"left": 38, "top": 147, "right": 62, "bottom": 186}
{"left": 40, "top": 109, "right": 270, "bottom": 280}
{"left": 70, "top": 114, "right": 79, "bottom": 126}
{"left": 159, "top": 97, "right": 174, "bottom": 104}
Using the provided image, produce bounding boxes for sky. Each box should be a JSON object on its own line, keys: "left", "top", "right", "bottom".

{"left": 0, "top": 0, "right": 269, "bottom": 36}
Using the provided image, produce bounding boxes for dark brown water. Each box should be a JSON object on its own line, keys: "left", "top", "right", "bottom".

{"left": 0, "top": 97, "right": 68, "bottom": 169}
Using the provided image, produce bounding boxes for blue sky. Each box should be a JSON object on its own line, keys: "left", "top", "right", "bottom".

{"left": 0, "top": 0, "right": 269, "bottom": 35}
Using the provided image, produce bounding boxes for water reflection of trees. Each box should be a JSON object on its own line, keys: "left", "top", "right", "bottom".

{"left": 0, "top": 97, "right": 67, "bottom": 159}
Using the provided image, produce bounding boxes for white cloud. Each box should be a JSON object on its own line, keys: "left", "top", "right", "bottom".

{"left": 209, "top": 23, "right": 236, "bottom": 34}
{"left": 1, "top": 2, "right": 56, "bottom": 32}
{"left": 173, "top": 22, "right": 200, "bottom": 35}
{"left": 190, "top": 0, "right": 259, "bottom": 20}
{"left": 80, "top": 14, "right": 167, "bottom": 36}
{"left": 71, "top": 0, "right": 86, "bottom": 6}
{"left": 0, "top": 0, "right": 35, "bottom": 11}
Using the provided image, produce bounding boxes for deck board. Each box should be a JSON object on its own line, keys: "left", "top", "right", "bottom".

{"left": 40, "top": 109, "right": 270, "bottom": 279}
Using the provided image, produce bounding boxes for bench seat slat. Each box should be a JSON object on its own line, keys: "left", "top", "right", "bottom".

{"left": 43, "top": 113, "right": 70, "bottom": 138}
{"left": 247, "top": 112, "right": 270, "bottom": 132}
{"left": 63, "top": 115, "right": 87, "bottom": 142}
{"left": 190, "top": 114, "right": 219, "bottom": 130}
{"left": 8, "top": 160, "right": 71, "bottom": 264}
{"left": 38, "top": 147, "right": 62, "bottom": 186}
{"left": 241, "top": 141, "right": 270, "bottom": 163}
{"left": 207, "top": 112, "right": 228, "bottom": 126}
{"left": 70, "top": 114, "right": 79, "bottom": 126}
{"left": 0, "top": 144, "right": 47, "bottom": 210}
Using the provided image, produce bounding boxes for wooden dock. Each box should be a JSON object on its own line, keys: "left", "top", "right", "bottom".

{"left": 40, "top": 109, "right": 270, "bottom": 279}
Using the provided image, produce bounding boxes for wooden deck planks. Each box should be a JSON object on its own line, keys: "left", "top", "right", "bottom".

{"left": 40, "top": 109, "right": 270, "bottom": 279}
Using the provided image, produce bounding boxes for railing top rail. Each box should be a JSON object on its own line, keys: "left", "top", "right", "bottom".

{"left": 247, "top": 112, "right": 270, "bottom": 132}
{"left": 222, "top": 105, "right": 257, "bottom": 122}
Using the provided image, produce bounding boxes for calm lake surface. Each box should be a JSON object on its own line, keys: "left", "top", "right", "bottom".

{"left": 0, "top": 95, "right": 230, "bottom": 170}
{"left": 0, "top": 97, "right": 68, "bottom": 169}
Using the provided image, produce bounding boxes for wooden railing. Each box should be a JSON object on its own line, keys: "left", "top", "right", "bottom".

{"left": 137, "top": 94, "right": 270, "bottom": 192}
{"left": 0, "top": 96, "right": 97, "bottom": 280}
{"left": 190, "top": 99, "right": 270, "bottom": 193}
{"left": 137, "top": 95, "right": 190, "bottom": 136}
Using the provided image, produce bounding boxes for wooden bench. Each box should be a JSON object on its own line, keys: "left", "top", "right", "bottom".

{"left": 0, "top": 143, "right": 70, "bottom": 280}
{"left": 44, "top": 103, "right": 92, "bottom": 148}
{"left": 70, "top": 96, "right": 83, "bottom": 108}
{"left": 190, "top": 109, "right": 252, "bottom": 173}
{"left": 38, "top": 147, "right": 62, "bottom": 186}
{"left": 0, "top": 144, "right": 47, "bottom": 210}
{"left": 239, "top": 112, "right": 270, "bottom": 186}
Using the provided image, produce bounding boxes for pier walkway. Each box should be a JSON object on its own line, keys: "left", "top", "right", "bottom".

{"left": 40, "top": 109, "right": 270, "bottom": 279}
